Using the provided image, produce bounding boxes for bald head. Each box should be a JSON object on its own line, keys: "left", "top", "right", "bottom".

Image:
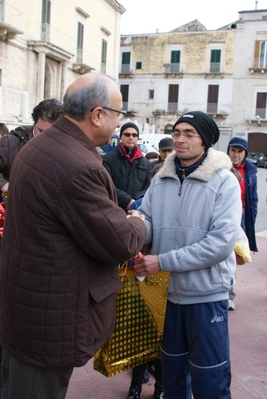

{"left": 62, "top": 72, "right": 123, "bottom": 147}
{"left": 63, "top": 73, "right": 119, "bottom": 121}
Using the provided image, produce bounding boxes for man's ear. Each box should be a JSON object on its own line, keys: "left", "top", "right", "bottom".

{"left": 90, "top": 107, "right": 102, "bottom": 127}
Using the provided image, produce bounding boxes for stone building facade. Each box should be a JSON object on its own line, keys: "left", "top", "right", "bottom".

{"left": 0, "top": 0, "right": 125, "bottom": 129}
{"left": 119, "top": 10, "right": 267, "bottom": 153}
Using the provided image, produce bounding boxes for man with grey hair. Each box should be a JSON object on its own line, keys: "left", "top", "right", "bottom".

{"left": 0, "top": 73, "right": 146, "bottom": 399}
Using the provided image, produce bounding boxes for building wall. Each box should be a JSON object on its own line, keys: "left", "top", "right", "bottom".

{"left": 119, "top": 12, "right": 267, "bottom": 153}
{"left": 0, "top": 0, "right": 125, "bottom": 128}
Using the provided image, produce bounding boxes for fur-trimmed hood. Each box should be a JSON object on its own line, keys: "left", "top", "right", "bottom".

{"left": 159, "top": 148, "right": 232, "bottom": 182}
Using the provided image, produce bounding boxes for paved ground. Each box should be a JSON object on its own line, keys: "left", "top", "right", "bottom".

{"left": 66, "top": 232, "right": 267, "bottom": 399}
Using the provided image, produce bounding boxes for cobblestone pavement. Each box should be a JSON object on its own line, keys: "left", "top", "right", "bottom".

{"left": 66, "top": 234, "right": 267, "bottom": 399}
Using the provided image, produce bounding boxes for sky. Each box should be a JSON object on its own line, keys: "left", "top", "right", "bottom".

{"left": 120, "top": 0, "right": 267, "bottom": 35}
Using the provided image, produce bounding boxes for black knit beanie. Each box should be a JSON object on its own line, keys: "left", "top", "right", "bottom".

{"left": 120, "top": 122, "right": 139, "bottom": 137}
{"left": 172, "top": 111, "right": 220, "bottom": 150}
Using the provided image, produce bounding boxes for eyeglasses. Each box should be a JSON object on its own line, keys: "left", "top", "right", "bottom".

{"left": 172, "top": 132, "right": 201, "bottom": 139}
{"left": 90, "top": 106, "right": 126, "bottom": 121}
{"left": 122, "top": 132, "right": 139, "bottom": 138}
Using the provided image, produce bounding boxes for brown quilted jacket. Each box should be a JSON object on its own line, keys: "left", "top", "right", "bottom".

{"left": 0, "top": 117, "right": 146, "bottom": 367}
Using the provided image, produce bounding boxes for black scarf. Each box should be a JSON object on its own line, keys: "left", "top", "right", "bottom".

{"left": 174, "top": 152, "right": 208, "bottom": 184}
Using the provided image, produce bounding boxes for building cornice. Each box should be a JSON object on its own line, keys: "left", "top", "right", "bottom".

{"left": 104, "top": 0, "right": 126, "bottom": 14}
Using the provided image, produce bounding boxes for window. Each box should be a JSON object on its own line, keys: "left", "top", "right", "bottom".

{"left": 121, "top": 52, "right": 131, "bottom": 73}
{"left": 210, "top": 50, "right": 221, "bottom": 73}
{"left": 259, "top": 41, "right": 267, "bottom": 68}
{"left": 256, "top": 92, "right": 267, "bottom": 119}
{"left": 168, "top": 84, "right": 179, "bottom": 112}
{"left": 170, "top": 50, "right": 180, "bottom": 73}
{"left": 41, "top": 0, "right": 51, "bottom": 41}
{"left": 207, "top": 85, "right": 219, "bottom": 113}
{"left": 253, "top": 40, "right": 267, "bottom": 68}
{"left": 136, "top": 61, "right": 142, "bottom": 70}
{"left": 120, "top": 85, "right": 129, "bottom": 110}
{"left": 149, "top": 90, "right": 154, "bottom": 99}
{"left": 101, "top": 39, "right": 107, "bottom": 74}
{"left": 0, "top": 0, "right": 5, "bottom": 22}
{"left": 76, "top": 22, "right": 84, "bottom": 62}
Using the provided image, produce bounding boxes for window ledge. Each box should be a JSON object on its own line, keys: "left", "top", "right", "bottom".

{"left": 249, "top": 68, "right": 267, "bottom": 74}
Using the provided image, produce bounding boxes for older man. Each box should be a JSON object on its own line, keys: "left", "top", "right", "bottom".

{"left": 132, "top": 111, "right": 242, "bottom": 399}
{"left": 0, "top": 73, "right": 146, "bottom": 399}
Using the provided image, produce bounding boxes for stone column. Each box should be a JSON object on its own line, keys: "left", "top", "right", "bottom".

{"left": 61, "top": 62, "right": 68, "bottom": 101}
{"left": 36, "top": 52, "right": 46, "bottom": 102}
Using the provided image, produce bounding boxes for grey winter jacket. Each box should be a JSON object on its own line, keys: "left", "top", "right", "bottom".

{"left": 138, "top": 148, "right": 242, "bottom": 305}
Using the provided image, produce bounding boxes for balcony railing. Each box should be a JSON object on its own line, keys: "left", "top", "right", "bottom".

{"left": 121, "top": 64, "right": 130, "bottom": 74}
{"left": 39, "top": 23, "right": 75, "bottom": 54}
{"left": 209, "top": 62, "right": 220, "bottom": 73}
{"left": 0, "top": 1, "right": 24, "bottom": 35}
{"left": 101, "top": 62, "right": 106, "bottom": 75}
{"left": 207, "top": 103, "right": 218, "bottom": 113}
{"left": 41, "top": 22, "right": 50, "bottom": 42}
{"left": 255, "top": 108, "right": 266, "bottom": 119}
{"left": 170, "top": 63, "right": 180, "bottom": 73}
{"left": 168, "top": 102, "right": 178, "bottom": 112}
{"left": 76, "top": 48, "right": 83, "bottom": 63}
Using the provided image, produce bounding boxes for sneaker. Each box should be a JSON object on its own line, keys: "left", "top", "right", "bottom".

{"left": 228, "top": 299, "right": 235, "bottom": 311}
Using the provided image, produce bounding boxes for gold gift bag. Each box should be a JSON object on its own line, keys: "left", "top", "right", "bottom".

{"left": 94, "top": 267, "right": 170, "bottom": 377}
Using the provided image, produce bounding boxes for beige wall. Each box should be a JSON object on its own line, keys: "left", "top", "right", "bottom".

{"left": 0, "top": 0, "right": 125, "bottom": 128}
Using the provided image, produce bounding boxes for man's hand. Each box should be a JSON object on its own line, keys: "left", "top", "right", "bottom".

{"left": 1, "top": 182, "right": 9, "bottom": 192}
{"left": 133, "top": 253, "right": 160, "bottom": 275}
{"left": 127, "top": 210, "right": 145, "bottom": 222}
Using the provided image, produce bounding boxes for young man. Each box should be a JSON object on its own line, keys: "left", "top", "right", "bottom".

{"left": 132, "top": 111, "right": 242, "bottom": 399}
{"left": 227, "top": 137, "right": 258, "bottom": 310}
{"left": 0, "top": 73, "right": 146, "bottom": 399}
{"left": 0, "top": 98, "right": 63, "bottom": 196}
{"left": 103, "top": 121, "right": 151, "bottom": 211}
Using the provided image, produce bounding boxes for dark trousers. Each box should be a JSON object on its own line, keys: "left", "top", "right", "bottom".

{"left": 1, "top": 350, "right": 74, "bottom": 399}
{"left": 131, "top": 359, "right": 162, "bottom": 388}
{"left": 161, "top": 300, "right": 231, "bottom": 399}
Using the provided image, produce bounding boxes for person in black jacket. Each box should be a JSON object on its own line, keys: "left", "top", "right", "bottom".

{"left": 103, "top": 121, "right": 151, "bottom": 211}
{"left": 150, "top": 137, "right": 174, "bottom": 170}
{"left": 0, "top": 98, "right": 63, "bottom": 197}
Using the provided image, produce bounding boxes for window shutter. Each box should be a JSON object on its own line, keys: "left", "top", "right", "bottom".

{"left": 77, "top": 22, "right": 84, "bottom": 49}
{"left": 254, "top": 40, "right": 260, "bottom": 68}
{"left": 120, "top": 85, "right": 129, "bottom": 102}
{"left": 171, "top": 51, "right": 180, "bottom": 63}
{"left": 122, "top": 52, "right": 131, "bottom": 64}
{"left": 210, "top": 50, "right": 221, "bottom": 63}
{"left": 102, "top": 40, "right": 107, "bottom": 63}
{"left": 168, "top": 85, "right": 179, "bottom": 102}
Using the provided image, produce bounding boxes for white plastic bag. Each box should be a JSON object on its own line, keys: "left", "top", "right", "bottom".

{"left": 234, "top": 226, "right": 251, "bottom": 263}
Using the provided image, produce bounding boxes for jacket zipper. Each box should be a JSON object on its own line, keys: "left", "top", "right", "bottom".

{"left": 178, "top": 169, "right": 185, "bottom": 196}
